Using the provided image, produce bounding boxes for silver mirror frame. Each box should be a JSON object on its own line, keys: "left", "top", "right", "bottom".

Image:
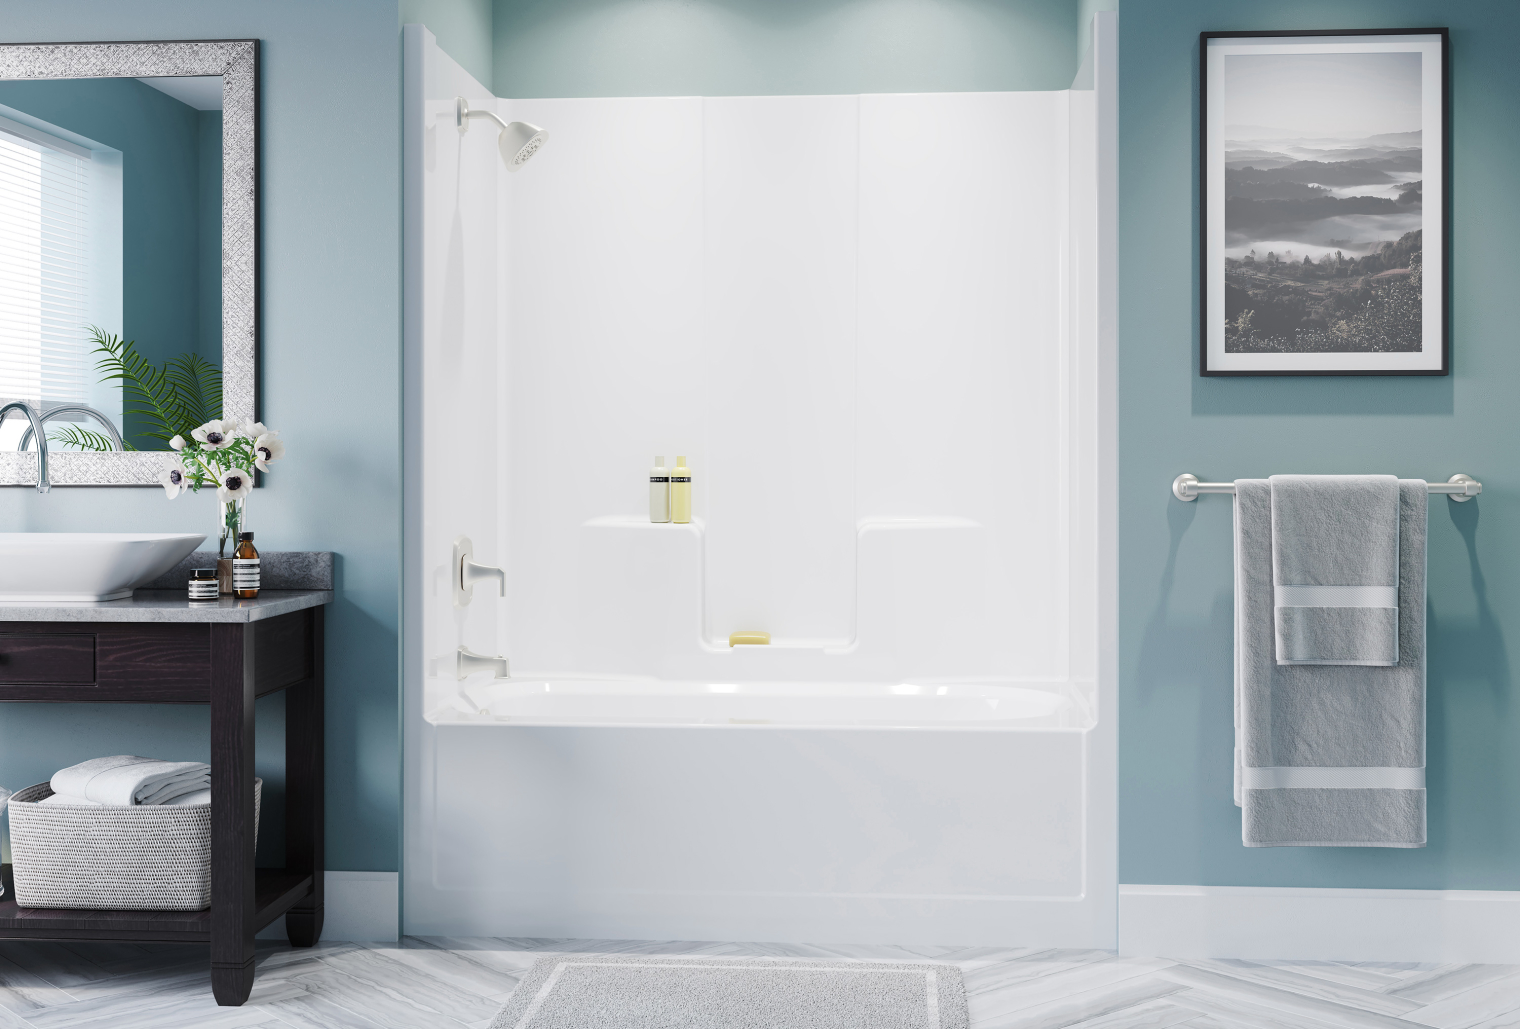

{"left": 0, "top": 39, "right": 258, "bottom": 487}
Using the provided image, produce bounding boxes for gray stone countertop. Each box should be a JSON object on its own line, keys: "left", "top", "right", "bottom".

{"left": 0, "top": 589, "right": 333, "bottom": 623}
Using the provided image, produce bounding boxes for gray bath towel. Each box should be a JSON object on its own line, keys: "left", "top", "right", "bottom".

{"left": 1271, "top": 475, "right": 1400, "bottom": 666}
{"left": 1234, "top": 478, "right": 1426, "bottom": 847}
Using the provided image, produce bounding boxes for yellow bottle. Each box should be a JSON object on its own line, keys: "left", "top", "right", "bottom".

{"left": 670, "top": 456, "right": 692, "bottom": 524}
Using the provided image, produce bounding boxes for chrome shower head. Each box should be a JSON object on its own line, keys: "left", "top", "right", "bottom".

{"left": 496, "top": 119, "right": 547, "bottom": 169}
{"left": 456, "top": 97, "right": 548, "bottom": 172}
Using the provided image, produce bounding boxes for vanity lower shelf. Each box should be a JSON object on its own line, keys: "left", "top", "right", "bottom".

{"left": 0, "top": 864, "right": 311, "bottom": 942}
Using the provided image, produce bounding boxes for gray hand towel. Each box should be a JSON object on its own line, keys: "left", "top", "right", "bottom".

{"left": 1270, "top": 475, "right": 1400, "bottom": 666}
{"left": 1234, "top": 478, "right": 1426, "bottom": 847}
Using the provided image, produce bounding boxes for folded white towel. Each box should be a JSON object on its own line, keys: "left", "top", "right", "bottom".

{"left": 41, "top": 787, "right": 210, "bottom": 807}
{"left": 137, "top": 774, "right": 210, "bottom": 806}
{"left": 163, "top": 788, "right": 211, "bottom": 807}
{"left": 50, "top": 756, "right": 210, "bottom": 807}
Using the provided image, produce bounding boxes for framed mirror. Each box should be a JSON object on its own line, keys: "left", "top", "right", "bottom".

{"left": 0, "top": 39, "right": 257, "bottom": 487}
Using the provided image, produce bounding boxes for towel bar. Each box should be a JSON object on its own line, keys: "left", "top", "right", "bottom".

{"left": 1173, "top": 472, "right": 1481, "bottom": 503}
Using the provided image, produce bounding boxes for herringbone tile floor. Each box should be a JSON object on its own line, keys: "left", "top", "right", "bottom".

{"left": 0, "top": 937, "right": 1510, "bottom": 1028}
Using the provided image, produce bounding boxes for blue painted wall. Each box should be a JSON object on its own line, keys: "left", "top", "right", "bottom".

{"left": 1077, "top": 0, "right": 1117, "bottom": 61}
{"left": 492, "top": 0, "right": 1079, "bottom": 97}
{"left": 402, "top": 0, "right": 493, "bottom": 90}
{"left": 1120, "top": 1, "right": 1520, "bottom": 888}
{"left": 10, "top": 0, "right": 1501, "bottom": 899}
{"left": 0, "top": 0, "right": 402, "bottom": 873}
{"left": 0, "top": 77, "right": 222, "bottom": 445}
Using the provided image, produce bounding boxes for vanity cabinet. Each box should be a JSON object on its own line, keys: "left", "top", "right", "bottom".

{"left": 0, "top": 591, "right": 330, "bottom": 1007}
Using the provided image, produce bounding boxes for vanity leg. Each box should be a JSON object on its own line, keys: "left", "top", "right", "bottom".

{"left": 286, "top": 606, "right": 325, "bottom": 947}
{"left": 211, "top": 623, "right": 257, "bottom": 1006}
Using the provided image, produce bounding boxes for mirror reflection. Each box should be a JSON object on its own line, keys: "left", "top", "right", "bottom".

{"left": 0, "top": 74, "right": 222, "bottom": 453}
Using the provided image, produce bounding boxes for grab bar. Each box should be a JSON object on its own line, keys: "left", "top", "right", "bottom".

{"left": 1173, "top": 473, "right": 1481, "bottom": 503}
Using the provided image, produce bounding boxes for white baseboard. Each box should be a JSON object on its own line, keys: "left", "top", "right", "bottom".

{"left": 256, "top": 871, "right": 399, "bottom": 943}
{"left": 1121, "top": 883, "right": 1520, "bottom": 964}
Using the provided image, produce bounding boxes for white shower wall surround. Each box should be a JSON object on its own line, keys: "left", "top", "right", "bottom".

{"left": 402, "top": 22, "right": 1116, "bottom": 946}
{"left": 502, "top": 92, "right": 1072, "bottom": 668}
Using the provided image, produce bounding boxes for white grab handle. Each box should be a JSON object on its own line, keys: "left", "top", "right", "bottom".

{"left": 462, "top": 556, "right": 505, "bottom": 596}
{"left": 452, "top": 535, "right": 505, "bottom": 607}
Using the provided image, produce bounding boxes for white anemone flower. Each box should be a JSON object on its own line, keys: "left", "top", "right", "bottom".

{"left": 192, "top": 418, "right": 237, "bottom": 449}
{"left": 168, "top": 434, "right": 186, "bottom": 451}
{"left": 217, "top": 467, "right": 254, "bottom": 502}
{"left": 241, "top": 420, "right": 272, "bottom": 439}
{"left": 253, "top": 433, "right": 285, "bottom": 471}
{"left": 159, "top": 461, "right": 190, "bottom": 499}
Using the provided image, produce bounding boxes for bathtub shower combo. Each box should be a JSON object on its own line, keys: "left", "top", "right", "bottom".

{"left": 403, "top": 21, "right": 1117, "bottom": 946}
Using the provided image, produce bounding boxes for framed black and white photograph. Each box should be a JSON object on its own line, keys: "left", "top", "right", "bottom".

{"left": 1200, "top": 29, "right": 1448, "bottom": 376}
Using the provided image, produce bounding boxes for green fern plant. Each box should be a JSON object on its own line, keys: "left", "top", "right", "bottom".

{"left": 49, "top": 424, "right": 123, "bottom": 452}
{"left": 48, "top": 327, "right": 222, "bottom": 451}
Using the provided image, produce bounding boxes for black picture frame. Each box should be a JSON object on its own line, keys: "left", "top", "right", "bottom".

{"left": 1199, "top": 28, "right": 1449, "bottom": 376}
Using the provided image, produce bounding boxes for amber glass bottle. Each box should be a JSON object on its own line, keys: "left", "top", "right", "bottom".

{"left": 233, "top": 531, "right": 261, "bottom": 598}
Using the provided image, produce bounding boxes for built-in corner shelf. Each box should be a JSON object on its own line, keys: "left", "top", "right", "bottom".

{"left": 582, "top": 515, "right": 705, "bottom": 534}
{"left": 575, "top": 513, "right": 990, "bottom": 661}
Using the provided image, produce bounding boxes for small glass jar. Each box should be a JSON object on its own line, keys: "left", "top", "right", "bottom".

{"left": 188, "top": 568, "right": 219, "bottom": 601}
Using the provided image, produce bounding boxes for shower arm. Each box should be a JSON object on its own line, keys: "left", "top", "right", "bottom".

{"left": 455, "top": 98, "right": 510, "bottom": 134}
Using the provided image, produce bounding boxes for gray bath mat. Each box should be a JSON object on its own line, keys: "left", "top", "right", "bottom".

{"left": 490, "top": 953, "right": 970, "bottom": 1029}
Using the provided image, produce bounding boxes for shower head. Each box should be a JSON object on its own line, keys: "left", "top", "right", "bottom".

{"left": 455, "top": 97, "right": 548, "bottom": 172}
{"left": 496, "top": 119, "right": 547, "bottom": 169}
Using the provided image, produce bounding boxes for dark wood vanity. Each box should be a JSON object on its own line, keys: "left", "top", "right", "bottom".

{"left": 0, "top": 590, "right": 330, "bottom": 1006}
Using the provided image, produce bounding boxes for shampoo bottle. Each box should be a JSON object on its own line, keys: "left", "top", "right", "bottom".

{"left": 649, "top": 456, "right": 670, "bottom": 523}
{"left": 670, "top": 456, "right": 692, "bottom": 524}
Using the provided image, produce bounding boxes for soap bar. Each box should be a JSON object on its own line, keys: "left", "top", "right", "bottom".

{"left": 729, "top": 631, "right": 770, "bottom": 646}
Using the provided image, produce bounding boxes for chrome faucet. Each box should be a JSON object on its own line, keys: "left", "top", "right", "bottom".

{"left": 0, "top": 401, "right": 50, "bottom": 493}
{"left": 457, "top": 645, "right": 510, "bottom": 680}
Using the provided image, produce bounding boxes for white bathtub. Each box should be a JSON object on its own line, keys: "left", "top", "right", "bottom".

{"left": 411, "top": 673, "right": 1103, "bottom": 946}
{"left": 426, "top": 678, "right": 1093, "bottom": 730}
{"left": 403, "top": 22, "right": 1117, "bottom": 949}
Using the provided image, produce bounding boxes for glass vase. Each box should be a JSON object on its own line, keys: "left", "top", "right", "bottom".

{"left": 214, "top": 497, "right": 245, "bottom": 595}
{"left": 216, "top": 497, "right": 244, "bottom": 559}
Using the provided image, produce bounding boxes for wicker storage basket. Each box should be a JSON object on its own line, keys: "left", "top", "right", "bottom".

{"left": 7, "top": 779, "right": 260, "bottom": 911}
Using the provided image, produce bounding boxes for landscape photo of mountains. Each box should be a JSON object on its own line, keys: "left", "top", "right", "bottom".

{"left": 1221, "top": 50, "right": 1427, "bottom": 353}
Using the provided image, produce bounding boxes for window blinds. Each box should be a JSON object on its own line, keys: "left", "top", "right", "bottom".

{"left": 0, "top": 130, "right": 91, "bottom": 409}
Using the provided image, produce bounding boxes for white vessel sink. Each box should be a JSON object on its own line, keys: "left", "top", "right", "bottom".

{"left": 0, "top": 532, "right": 206, "bottom": 602}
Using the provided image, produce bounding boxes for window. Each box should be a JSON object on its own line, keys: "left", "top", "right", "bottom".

{"left": 0, "top": 122, "right": 92, "bottom": 409}
{"left": 0, "top": 112, "right": 121, "bottom": 452}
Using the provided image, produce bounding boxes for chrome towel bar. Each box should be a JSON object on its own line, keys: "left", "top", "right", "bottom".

{"left": 1173, "top": 473, "right": 1481, "bottom": 503}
